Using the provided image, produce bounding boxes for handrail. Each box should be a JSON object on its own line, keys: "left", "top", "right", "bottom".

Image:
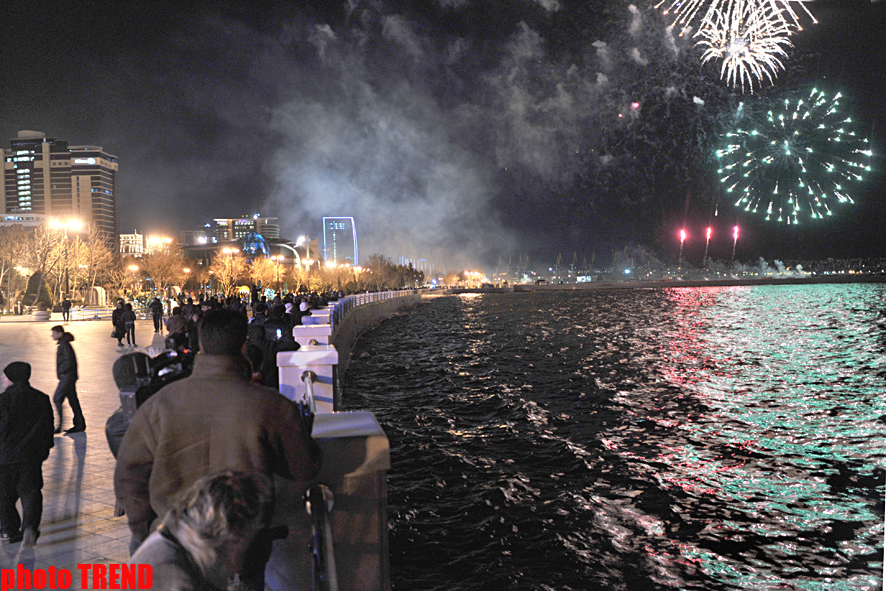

{"left": 329, "top": 289, "right": 419, "bottom": 331}
{"left": 305, "top": 484, "right": 338, "bottom": 591}
{"left": 301, "top": 370, "right": 317, "bottom": 416}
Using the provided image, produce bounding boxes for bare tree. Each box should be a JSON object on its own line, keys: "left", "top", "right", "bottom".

{"left": 249, "top": 257, "right": 278, "bottom": 292}
{"left": 83, "top": 226, "right": 119, "bottom": 296}
{"left": 26, "top": 224, "right": 64, "bottom": 306}
{"left": 139, "top": 240, "right": 187, "bottom": 295}
{"left": 0, "top": 225, "right": 30, "bottom": 310}
{"left": 209, "top": 254, "right": 248, "bottom": 296}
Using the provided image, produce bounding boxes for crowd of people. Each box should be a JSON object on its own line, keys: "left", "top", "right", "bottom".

{"left": 0, "top": 288, "right": 333, "bottom": 587}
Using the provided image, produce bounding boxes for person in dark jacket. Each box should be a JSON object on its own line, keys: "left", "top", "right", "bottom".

{"left": 115, "top": 309, "right": 320, "bottom": 590}
{"left": 149, "top": 297, "right": 164, "bottom": 333}
{"left": 51, "top": 326, "right": 85, "bottom": 433}
{"left": 61, "top": 297, "right": 72, "bottom": 323}
{"left": 166, "top": 307, "right": 187, "bottom": 336}
{"left": 112, "top": 300, "right": 126, "bottom": 346}
{"left": 0, "top": 362, "right": 55, "bottom": 546}
{"left": 122, "top": 303, "right": 137, "bottom": 346}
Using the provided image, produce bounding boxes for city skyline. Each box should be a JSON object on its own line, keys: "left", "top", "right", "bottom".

{"left": 2, "top": 1, "right": 883, "bottom": 269}
{"left": 1, "top": 130, "right": 118, "bottom": 246}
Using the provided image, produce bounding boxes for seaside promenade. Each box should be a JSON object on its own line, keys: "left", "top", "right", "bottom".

{"left": 0, "top": 315, "right": 161, "bottom": 588}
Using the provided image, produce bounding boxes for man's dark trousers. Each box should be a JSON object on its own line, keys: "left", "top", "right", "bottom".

{"left": 54, "top": 378, "right": 85, "bottom": 430}
{"left": 0, "top": 462, "right": 43, "bottom": 534}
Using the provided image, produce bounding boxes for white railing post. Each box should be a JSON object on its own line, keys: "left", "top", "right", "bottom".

{"left": 277, "top": 344, "right": 339, "bottom": 412}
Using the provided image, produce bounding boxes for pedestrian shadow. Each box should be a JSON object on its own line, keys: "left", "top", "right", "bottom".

{"left": 61, "top": 432, "right": 87, "bottom": 525}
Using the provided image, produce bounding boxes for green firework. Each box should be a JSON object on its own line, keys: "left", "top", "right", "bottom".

{"left": 715, "top": 87, "right": 872, "bottom": 224}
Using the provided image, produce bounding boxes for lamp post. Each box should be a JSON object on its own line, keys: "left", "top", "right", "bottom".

{"left": 271, "top": 255, "right": 284, "bottom": 292}
{"left": 297, "top": 235, "right": 310, "bottom": 264}
{"left": 49, "top": 218, "right": 83, "bottom": 296}
{"left": 183, "top": 268, "right": 191, "bottom": 293}
{"left": 128, "top": 265, "right": 139, "bottom": 297}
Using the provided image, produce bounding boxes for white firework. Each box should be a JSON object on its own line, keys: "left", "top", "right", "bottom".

{"left": 654, "top": 0, "right": 817, "bottom": 37}
{"left": 695, "top": 0, "right": 794, "bottom": 92}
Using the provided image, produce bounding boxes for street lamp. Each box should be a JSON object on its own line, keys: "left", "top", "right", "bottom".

{"left": 128, "top": 265, "right": 140, "bottom": 297}
{"left": 146, "top": 236, "right": 173, "bottom": 255}
{"left": 49, "top": 218, "right": 83, "bottom": 296}
{"left": 271, "top": 255, "right": 284, "bottom": 291}
{"left": 297, "top": 235, "right": 310, "bottom": 263}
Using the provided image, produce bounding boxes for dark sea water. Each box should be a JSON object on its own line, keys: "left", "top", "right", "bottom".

{"left": 342, "top": 285, "right": 886, "bottom": 591}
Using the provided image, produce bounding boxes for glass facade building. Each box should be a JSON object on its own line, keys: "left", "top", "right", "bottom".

{"left": 1, "top": 130, "right": 118, "bottom": 245}
{"left": 212, "top": 216, "right": 280, "bottom": 242}
{"left": 322, "top": 216, "right": 358, "bottom": 266}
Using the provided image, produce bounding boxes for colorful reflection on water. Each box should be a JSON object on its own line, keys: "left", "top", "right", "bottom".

{"left": 344, "top": 284, "right": 886, "bottom": 590}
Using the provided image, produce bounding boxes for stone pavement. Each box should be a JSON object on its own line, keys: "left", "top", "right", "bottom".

{"left": 0, "top": 315, "right": 167, "bottom": 589}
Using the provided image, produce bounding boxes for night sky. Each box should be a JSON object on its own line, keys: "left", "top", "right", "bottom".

{"left": 2, "top": 0, "right": 884, "bottom": 271}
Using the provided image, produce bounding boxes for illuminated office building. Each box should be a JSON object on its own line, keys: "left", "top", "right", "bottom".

{"left": 323, "top": 216, "right": 358, "bottom": 266}
{"left": 212, "top": 215, "right": 279, "bottom": 242}
{"left": 1, "top": 130, "right": 118, "bottom": 244}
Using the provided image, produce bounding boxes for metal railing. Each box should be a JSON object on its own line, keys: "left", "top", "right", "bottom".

{"left": 302, "top": 370, "right": 318, "bottom": 415}
{"left": 306, "top": 484, "right": 338, "bottom": 591}
{"left": 329, "top": 289, "right": 418, "bottom": 331}
{"left": 301, "top": 370, "right": 337, "bottom": 591}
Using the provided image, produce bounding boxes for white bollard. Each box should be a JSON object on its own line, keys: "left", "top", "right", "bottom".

{"left": 277, "top": 344, "right": 339, "bottom": 412}
{"left": 292, "top": 324, "right": 333, "bottom": 347}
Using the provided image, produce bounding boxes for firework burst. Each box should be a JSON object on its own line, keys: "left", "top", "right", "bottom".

{"left": 654, "top": 0, "right": 817, "bottom": 34}
{"left": 653, "top": 0, "right": 816, "bottom": 91}
{"left": 715, "top": 87, "right": 873, "bottom": 224}
{"left": 695, "top": 0, "right": 793, "bottom": 93}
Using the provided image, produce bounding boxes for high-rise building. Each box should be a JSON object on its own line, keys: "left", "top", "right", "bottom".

{"left": 322, "top": 217, "right": 358, "bottom": 266}
{"left": 1, "top": 130, "right": 118, "bottom": 245}
{"left": 211, "top": 215, "right": 280, "bottom": 242}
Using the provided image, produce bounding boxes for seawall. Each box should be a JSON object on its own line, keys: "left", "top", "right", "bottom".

{"left": 330, "top": 292, "right": 434, "bottom": 382}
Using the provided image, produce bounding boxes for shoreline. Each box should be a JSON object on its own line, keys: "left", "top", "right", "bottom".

{"left": 448, "top": 274, "right": 886, "bottom": 293}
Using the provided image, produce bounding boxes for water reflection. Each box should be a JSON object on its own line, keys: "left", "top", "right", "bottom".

{"left": 345, "top": 285, "right": 886, "bottom": 590}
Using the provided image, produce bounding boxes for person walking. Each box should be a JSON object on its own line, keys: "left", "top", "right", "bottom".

{"left": 149, "top": 297, "right": 164, "bottom": 333}
{"left": 51, "top": 325, "right": 85, "bottom": 433}
{"left": 123, "top": 303, "right": 137, "bottom": 347}
{"left": 0, "top": 362, "right": 54, "bottom": 546}
{"left": 115, "top": 309, "right": 321, "bottom": 590}
{"left": 61, "top": 297, "right": 72, "bottom": 323}
{"left": 112, "top": 300, "right": 126, "bottom": 347}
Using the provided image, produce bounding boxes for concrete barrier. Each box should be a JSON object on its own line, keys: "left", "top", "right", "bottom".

{"left": 267, "top": 411, "right": 390, "bottom": 591}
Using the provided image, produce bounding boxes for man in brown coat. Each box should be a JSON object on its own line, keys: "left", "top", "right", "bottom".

{"left": 114, "top": 308, "right": 321, "bottom": 589}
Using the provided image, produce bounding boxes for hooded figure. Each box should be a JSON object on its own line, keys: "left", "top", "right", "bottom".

{"left": 51, "top": 325, "right": 85, "bottom": 433}
{"left": 0, "top": 361, "right": 54, "bottom": 546}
